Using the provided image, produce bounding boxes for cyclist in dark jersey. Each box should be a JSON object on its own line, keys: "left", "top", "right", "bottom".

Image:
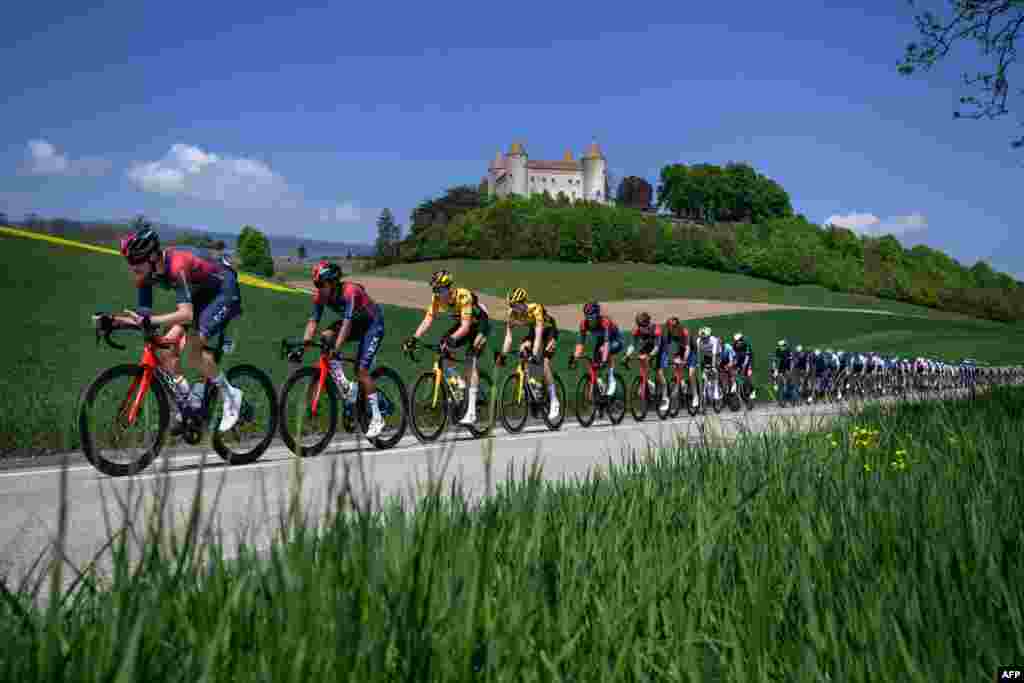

{"left": 290, "top": 261, "right": 386, "bottom": 438}
{"left": 571, "top": 302, "right": 623, "bottom": 397}
{"left": 623, "top": 311, "right": 670, "bottom": 412}
{"left": 114, "top": 220, "right": 244, "bottom": 432}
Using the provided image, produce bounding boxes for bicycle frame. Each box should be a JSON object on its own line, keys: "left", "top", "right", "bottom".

{"left": 100, "top": 321, "right": 176, "bottom": 427}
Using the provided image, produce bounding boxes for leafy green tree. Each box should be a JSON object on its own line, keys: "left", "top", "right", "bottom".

{"left": 409, "top": 185, "right": 483, "bottom": 236}
{"left": 899, "top": 0, "right": 1024, "bottom": 149}
{"left": 375, "top": 208, "right": 402, "bottom": 263}
{"left": 236, "top": 226, "right": 274, "bottom": 277}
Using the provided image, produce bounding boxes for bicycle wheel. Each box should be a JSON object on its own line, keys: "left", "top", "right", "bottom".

{"left": 211, "top": 364, "right": 279, "bottom": 465}
{"left": 460, "top": 370, "right": 494, "bottom": 438}
{"left": 355, "top": 366, "right": 409, "bottom": 449}
{"left": 279, "top": 366, "right": 340, "bottom": 458}
{"left": 606, "top": 370, "right": 627, "bottom": 425}
{"left": 541, "top": 372, "right": 567, "bottom": 430}
{"left": 575, "top": 374, "right": 598, "bottom": 427}
{"left": 630, "top": 375, "right": 649, "bottom": 423}
{"left": 79, "top": 364, "right": 169, "bottom": 477}
{"left": 499, "top": 372, "right": 529, "bottom": 433}
{"left": 410, "top": 371, "right": 449, "bottom": 443}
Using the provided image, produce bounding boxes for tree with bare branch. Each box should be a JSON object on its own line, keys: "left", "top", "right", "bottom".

{"left": 898, "top": 0, "right": 1024, "bottom": 149}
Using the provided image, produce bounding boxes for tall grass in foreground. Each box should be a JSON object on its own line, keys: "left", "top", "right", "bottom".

{"left": 2, "top": 391, "right": 1023, "bottom": 681}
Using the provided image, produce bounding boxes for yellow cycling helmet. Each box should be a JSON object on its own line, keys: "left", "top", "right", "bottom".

{"left": 430, "top": 270, "right": 454, "bottom": 291}
{"left": 507, "top": 287, "right": 528, "bottom": 306}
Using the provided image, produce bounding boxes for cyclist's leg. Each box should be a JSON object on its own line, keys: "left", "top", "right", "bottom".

{"left": 687, "top": 350, "right": 699, "bottom": 403}
{"left": 155, "top": 323, "right": 189, "bottom": 375}
{"left": 356, "top": 314, "right": 383, "bottom": 395}
{"left": 357, "top": 313, "right": 385, "bottom": 426}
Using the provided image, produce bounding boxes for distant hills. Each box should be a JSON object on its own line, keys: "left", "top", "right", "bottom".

{"left": 152, "top": 222, "right": 375, "bottom": 259}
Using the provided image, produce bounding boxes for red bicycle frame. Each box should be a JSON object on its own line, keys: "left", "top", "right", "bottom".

{"left": 115, "top": 333, "right": 177, "bottom": 426}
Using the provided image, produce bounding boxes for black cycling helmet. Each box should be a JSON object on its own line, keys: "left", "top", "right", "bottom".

{"left": 120, "top": 219, "right": 160, "bottom": 264}
{"left": 312, "top": 260, "right": 343, "bottom": 287}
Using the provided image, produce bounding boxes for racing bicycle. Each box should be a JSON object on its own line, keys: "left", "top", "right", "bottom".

{"left": 79, "top": 313, "right": 278, "bottom": 477}
{"left": 497, "top": 349, "right": 566, "bottom": 433}
{"left": 406, "top": 341, "right": 494, "bottom": 442}
{"left": 278, "top": 337, "right": 408, "bottom": 457}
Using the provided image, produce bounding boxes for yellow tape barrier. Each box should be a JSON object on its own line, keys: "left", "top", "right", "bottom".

{"left": 0, "top": 225, "right": 304, "bottom": 295}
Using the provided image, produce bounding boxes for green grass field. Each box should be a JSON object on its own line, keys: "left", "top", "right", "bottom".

{"left": 2, "top": 232, "right": 1022, "bottom": 457}
{"left": 5, "top": 386, "right": 1022, "bottom": 681}
{"left": 373, "top": 259, "right": 971, "bottom": 320}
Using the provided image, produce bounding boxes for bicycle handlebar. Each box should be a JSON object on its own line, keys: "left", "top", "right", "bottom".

{"left": 92, "top": 311, "right": 170, "bottom": 351}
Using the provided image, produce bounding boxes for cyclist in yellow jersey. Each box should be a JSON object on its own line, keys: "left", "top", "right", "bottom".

{"left": 496, "top": 288, "right": 560, "bottom": 421}
{"left": 403, "top": 270, "right": 491, "bottom": 426}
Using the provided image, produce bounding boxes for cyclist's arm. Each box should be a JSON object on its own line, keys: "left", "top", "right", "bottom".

{"left": 502, "top": 323, "right": 514, "bottom": 355}
{"left": 414, "top": 299, "right": 437, "bottom": 339}
{"left": 304, "top": 298, "right": 325, "bottom": 344}
{"left": 332, "top": 290, "right": 359, "bottom": 350}
{"left": 450, "top": 316, "right": 472, "bottom": 341}
{"left": 574, "top": 322, "right": 587, "bottom": 358}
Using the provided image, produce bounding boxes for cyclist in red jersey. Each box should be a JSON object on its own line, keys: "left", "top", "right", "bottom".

{"left": 570, "top": 302, "right": 623, "bottom": 397}
{"left": 623, "top": 311, "right": 672, "bottom": 412}
{"left": 665, "top": 317, "right": 699, "bottom": 409}
{"left": 289, "top": 261, "right": 386, "bottom": 438}
{"left": 114, "top": 220, "right": 244, "bottom": 432}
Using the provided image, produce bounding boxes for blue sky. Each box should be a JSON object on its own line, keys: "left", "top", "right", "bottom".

{"left": 2, "top": 0, "right": 1022, "bottom": 277}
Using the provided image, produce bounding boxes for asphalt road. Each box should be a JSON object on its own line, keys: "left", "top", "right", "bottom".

{"left": 0, "top": 400, "right": 862, "bottom": 597}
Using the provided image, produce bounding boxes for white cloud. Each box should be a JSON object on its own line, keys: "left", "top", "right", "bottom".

{"left": 824, "top": 212, "right": 881, "bottom": 231}
{"left": 128, "top": 143, "right": 363, "bottom": 224}
{"left": 18, "top": 139, "right": 111, "bottom": 177}
{"left": 824, "top": 211, "right": 928, "bottom": 236}
{"left": 127, "top": 143, "right": 289, "bottom": 209}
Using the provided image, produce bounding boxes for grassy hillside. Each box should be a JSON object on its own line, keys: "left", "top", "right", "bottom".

{"left": 373, "top": 259, "right": 971, "bottom": 320}
{"left": 2, "top": 232, "right": 1021, "bottom": 458}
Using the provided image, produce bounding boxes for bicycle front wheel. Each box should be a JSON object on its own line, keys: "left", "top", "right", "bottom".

{"left": 212, "top": 364, "right": 279, "bottom": 465}
{"left": 410, "top": 372, "right": 449, "bottom": 443}
{"left": 499, "top": 372, "right": 529, "bottom": 433}
{"left": 279, "top": 366, "right": 340, "bottom": 458}
{"left": 630, "top": 375, "right": 649, "bottom": 423}
{"left": 79, "top": 364, "right": 169, "bottom": 477}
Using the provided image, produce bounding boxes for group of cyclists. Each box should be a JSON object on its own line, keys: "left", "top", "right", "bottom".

{"left": 767, "top": 343, "right": 1020, "bottom": 405}
{"left": 109, "top": 219, "right": 1024, "bottom": 454}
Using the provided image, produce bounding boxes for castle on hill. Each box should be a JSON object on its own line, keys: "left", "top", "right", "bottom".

{"left": 483, "top": 140, "right": 609, "bottom": 204}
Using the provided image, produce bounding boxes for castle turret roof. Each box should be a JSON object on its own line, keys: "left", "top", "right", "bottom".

{"left": 508, "top": 141, "right": 526, "bottom": 156}
{"left": 583, "top": 140, "right": 604, "bottom": 159}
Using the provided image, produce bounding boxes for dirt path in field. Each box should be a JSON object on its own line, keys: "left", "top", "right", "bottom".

{"left": 286, "top": 276, "right": 925, "bottom": 325}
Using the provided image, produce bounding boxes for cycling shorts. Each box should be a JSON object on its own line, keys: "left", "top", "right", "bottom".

{"left": 518, "top": 326, "right": 558, "bottom": 357}
{"left": 444, "top": 318, "right": 490, "bottom": 358}
{"left": 594, "top": 333, "right": 624, "bottom": 357}
{"left": 325, "top": 306, "right": 385, "bottom": 370}
{"left": 192, "top": 270, "right": 242, "bottom": 340}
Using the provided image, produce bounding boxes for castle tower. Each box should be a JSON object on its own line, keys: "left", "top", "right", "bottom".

{"left": 582, "top": 139, "right": 606, "bottom": 203}
{"left": 487, "top": 150, "right": 504, "bottom": 196}
{"left": 506, "top": 141, "right": 528, "bottom": 197}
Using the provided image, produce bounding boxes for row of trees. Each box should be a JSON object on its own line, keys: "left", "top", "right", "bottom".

{"left": 396, "top": 192, "right": 1024, "bottom": 322}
